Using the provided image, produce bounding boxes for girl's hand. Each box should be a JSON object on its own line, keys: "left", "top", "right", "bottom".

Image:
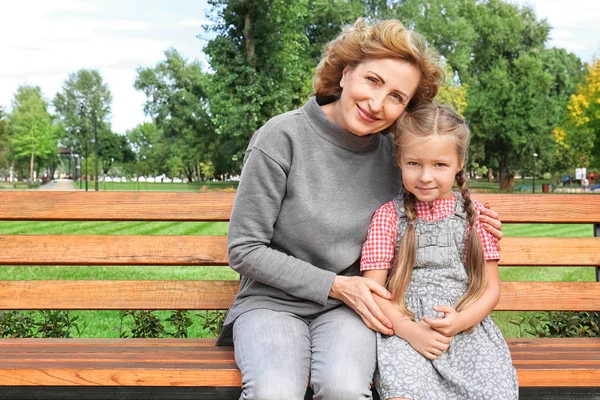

{"left": 329, "top": 275, "right": 394, "bottom": 335}
{"left": 479, "top": 203, "right": 503, "bottom": 248}
{"left": 404, "top": 320, "right": 453, "bottom": 360}
{"left": 422, "top": 305, "right": 465, "bottom": 337}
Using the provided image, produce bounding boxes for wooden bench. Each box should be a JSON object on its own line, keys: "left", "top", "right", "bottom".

{"left": 0, "top": 191, "right": 599, "bottom": 399}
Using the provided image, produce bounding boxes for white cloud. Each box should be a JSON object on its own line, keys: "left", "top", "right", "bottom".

{"left": 0, "top": 1, "right": 207, "bottom": 133}
{"left": 512, "top": 0, "right": 600, "bottom": 61}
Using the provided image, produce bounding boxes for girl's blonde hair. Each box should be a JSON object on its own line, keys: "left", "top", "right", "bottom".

{"left": 313, "top": 18, "right": 445, "bottom": 112}
{"left": 388, "top": 103, "right": 486, "bottom": 330}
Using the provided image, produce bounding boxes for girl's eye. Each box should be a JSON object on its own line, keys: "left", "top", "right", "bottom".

{"left": 407, "top": 161, "right": 419, "bottom": 166}
{"left": 435, "top": 163, "right": 448, "bottom": 168}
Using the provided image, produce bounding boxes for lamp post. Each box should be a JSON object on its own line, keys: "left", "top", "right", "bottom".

{"left": 532, "top": 152, "right": 538, "bottom": 193}
{"left": 92, "top": 109, "right": 99, "bottom": 192}
{"left": 79, "top": 103, "right": 89, "bottom": 192}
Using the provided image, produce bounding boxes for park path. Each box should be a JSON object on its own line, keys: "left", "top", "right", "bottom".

{"left": 38, "top": 179, "right": 81, "bottom": 191}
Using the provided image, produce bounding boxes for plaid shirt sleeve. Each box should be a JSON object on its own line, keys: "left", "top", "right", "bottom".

{"left": 360, "top": 201, "right": 398, "bottom": 271}
{"left": 473, "top": 200, "right": 500, "bottom": 261}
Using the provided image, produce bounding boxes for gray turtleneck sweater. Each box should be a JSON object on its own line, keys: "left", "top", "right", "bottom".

{"left": 217, "top": 97, "right": 401, "bottom": 344}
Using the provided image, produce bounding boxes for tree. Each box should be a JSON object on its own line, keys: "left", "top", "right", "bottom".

{"left": 135, "top": 48, "right": 215, "bottom": 181}
{"left": 203, "top": 0, "right": 313, "bottom": 172}
{"left": 553, "top": 59, "right": 600, "bottom": 170}
{"left": 54, "top": 69, "right": 112, "bottom": 188}
{"left": 8, "top": 86, "right": 57, "bottom": 184}
{"left": 98, "top": 131, "right": 135, "bottom": 176}
{"left": 0, "top": 106, "right": 10, "bottom": 171}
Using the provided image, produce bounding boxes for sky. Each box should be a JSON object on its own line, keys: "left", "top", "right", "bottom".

{"left": 1, "top": 0, "right": 599, "bottom": 134}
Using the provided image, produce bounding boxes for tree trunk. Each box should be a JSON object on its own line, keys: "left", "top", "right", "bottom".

{"left": 244, "top": 6, "right": 255, "bottom": 66}
{"left": 498, "top": 153, "right": 514, "bottom": 191}
{"left": 29, "top": 148, "right": 35, "bottom": 185}
{"left": 487, "top": 168, "right": 493, "bottom": 183}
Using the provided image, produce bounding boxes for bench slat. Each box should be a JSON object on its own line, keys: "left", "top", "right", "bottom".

{"left": 496, "top": 281, "right": 600, "bottom": 311}
{"left": 2, "top": 235, "right": 597, "bottom": 266}
{"left": 472, "top": 194, "right": 599, "bottom": 223}
{"left": 0, "top": 280, "right": 239, "bottom": 310}
{"left": 0, "top": 338, "right": 598, "bottom": 387}
{"left": 0, "top": 192, "right": 236, "bottom": 221}
{"left": 1, "top": 192, "right": 598, "bottom": 223}
{"left": 499, "top": 237, "right": 599, "bottom": 266}
{"left": 0, "top": 280, "right": 597, "bottom": 311}
{"left": 0, "top": 235, "right": 228, "bottom": 266}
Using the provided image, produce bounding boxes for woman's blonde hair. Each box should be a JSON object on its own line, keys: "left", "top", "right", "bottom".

{"left": 388, "top": 103, "right": 486, "bottom": 330}
{"left": 313, "top": 18, "right": 445, "bottom": 111}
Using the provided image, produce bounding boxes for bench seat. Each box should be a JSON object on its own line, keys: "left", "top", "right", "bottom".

{"left": 1, "top": 338, "right": 599, "bottom": 387}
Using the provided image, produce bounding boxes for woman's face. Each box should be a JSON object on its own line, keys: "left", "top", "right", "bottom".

{"left": 326, "top": 58, "right": 421, "bottom": 136}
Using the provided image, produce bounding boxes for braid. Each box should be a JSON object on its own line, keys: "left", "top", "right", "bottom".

{"left": 388, "top": 189, "right": 418, "bottom": 319}
{"left": 454, "top": 168, "right": 487, "bottom": 324}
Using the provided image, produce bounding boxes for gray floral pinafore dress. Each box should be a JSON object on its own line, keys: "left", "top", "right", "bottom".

{"left": 374, "top": 193, "right": 518, "bottom": 400}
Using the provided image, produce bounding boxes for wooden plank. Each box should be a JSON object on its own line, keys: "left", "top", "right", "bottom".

{"left": 2, "top": 235, "right": 597, "bottom": 267}
{"left": 0, "top": 280, "right": 596, "bottom": 311}
{"left": 499, "top": 237, "right": 600, "bottom": 266}
{"left": 0, "top": 338, "right": 220, "bottom": 348}
{"left": 497, "top": 282, "right": 600, "bottom": 311}
{"left": 0, "top": 339, "right": 598, "bottom": 387}
{"left": 516, "top": 368, "right": 600, "bottom": 387}
{"left": 0, "top": 367, "right": 242, "bottom": 386}
{"left": 0, "top": 235, "right": 228, "bottom": 266}
{"left": 507, "top": 338, "right": 600, "bottom": 348}
{"left": 0, "top": 280, "right": 240, "bottom": 310}
{"left": 1, "top": 192, "right": 599, "bottom": 224}
{"left": 0, "top": 192, "right": 236, "bottom": 221}
{"left": 473, "top": 194, "right": 600, "bottom": 223}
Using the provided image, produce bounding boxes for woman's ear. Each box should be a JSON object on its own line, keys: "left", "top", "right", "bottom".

{"left": 340, "top": 66, "right": 350, "bottom": 88}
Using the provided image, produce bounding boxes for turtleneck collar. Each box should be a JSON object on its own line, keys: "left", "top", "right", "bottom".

{"left": 302, "top": 97, "right": 381, "bottom": 153}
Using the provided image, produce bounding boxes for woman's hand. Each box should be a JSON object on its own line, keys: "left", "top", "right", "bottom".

{"left": 422, "top": 305, "right": 465, "bottom": 337}
{"left": 480, "top": 203, "right": 503, "bottom": 248}
{"left": 329, "top": 275, "right": 394, "bottom": 335}
{"left": 403, "top": 320, "right": 453, "bottom": 360}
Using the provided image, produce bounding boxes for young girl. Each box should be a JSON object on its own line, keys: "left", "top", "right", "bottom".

{"left": 361, "top": 103, "right": 518, "bottom": 400}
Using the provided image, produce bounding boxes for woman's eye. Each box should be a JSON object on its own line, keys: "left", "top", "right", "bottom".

{"left": 366, "top": 76, "right": 378, "bottom": 84}
{"left": 390, "top": 93, "right": 404, "bottom": 103}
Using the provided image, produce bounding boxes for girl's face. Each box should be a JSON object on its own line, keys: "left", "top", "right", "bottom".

{"left": 325, "top": 58, "right": 421, "bottom": 136}
{"left": 399, "top": 133, "right": 464, "bottom": 202}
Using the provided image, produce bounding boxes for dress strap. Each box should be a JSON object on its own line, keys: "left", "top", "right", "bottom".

{"left": 393, "top": 195, "right": 407, "bottom": 218}
{"left": 453, "top": 192, "right": 467, "bottom": 219}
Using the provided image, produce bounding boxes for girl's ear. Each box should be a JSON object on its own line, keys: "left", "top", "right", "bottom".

{"left": 457, "top": 160, "right": 465, "bottom": 174}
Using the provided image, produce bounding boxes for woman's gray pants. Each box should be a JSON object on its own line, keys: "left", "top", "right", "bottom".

{"left": 233, "top": 306, "right": 376, "bottom": 400}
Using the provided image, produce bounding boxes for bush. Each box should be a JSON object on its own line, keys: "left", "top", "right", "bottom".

{"left": 510, "top": 311, "right": 599, "bottom": 338}
{"left": 0, "top": 310, "right": 83, "bottom": 338}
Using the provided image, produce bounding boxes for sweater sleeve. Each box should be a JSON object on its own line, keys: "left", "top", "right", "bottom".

{"left": 227, "top": 145, "right": 336, "bottom": 306}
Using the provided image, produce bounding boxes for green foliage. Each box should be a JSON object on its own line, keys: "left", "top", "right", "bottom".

{"left": 53, "top": 69, "right": 113, "bottom": 173}
{"left": 510, "top": 312, "right": 599, "bottom": 338}
{"left": 34, "top": 310, "right": 84, "bottom": 338}
{"left": 8, "top": 85, "right": 58, "bottom": 183}
{"left": 117, "top": 310, "right": 224, "bottom": 338}
{"left": 204, "top": 0, "right": 314, "bottom": 172}
{"left": 0, "top": 310, "right": 83, "bottom": 338}
{"left": 198, "top": 310, "right": 226, "bottom": 338}
{"left": 135, "top": 49, "right": 215, "bottom": 181}
{"left": 166, "top": 310, "right": 194, "bottom": 338}
{"left": 119, "top": 310, "right": 168, "bottom": 338}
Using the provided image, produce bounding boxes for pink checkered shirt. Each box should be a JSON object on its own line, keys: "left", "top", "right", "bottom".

{"left": 360, "top": 193, "right": 500, "bottom": 271}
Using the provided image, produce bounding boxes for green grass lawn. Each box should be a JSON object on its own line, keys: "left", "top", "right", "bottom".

{"left": 1, "top": 219, "right": 595, "bottom": 338}
{"left": 73, "top": 180, "right": 238, "bottom": 191}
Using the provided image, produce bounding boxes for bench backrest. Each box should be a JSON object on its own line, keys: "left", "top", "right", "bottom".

{"left": 1, "top": 192, "right": 599, "bottom": 312}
